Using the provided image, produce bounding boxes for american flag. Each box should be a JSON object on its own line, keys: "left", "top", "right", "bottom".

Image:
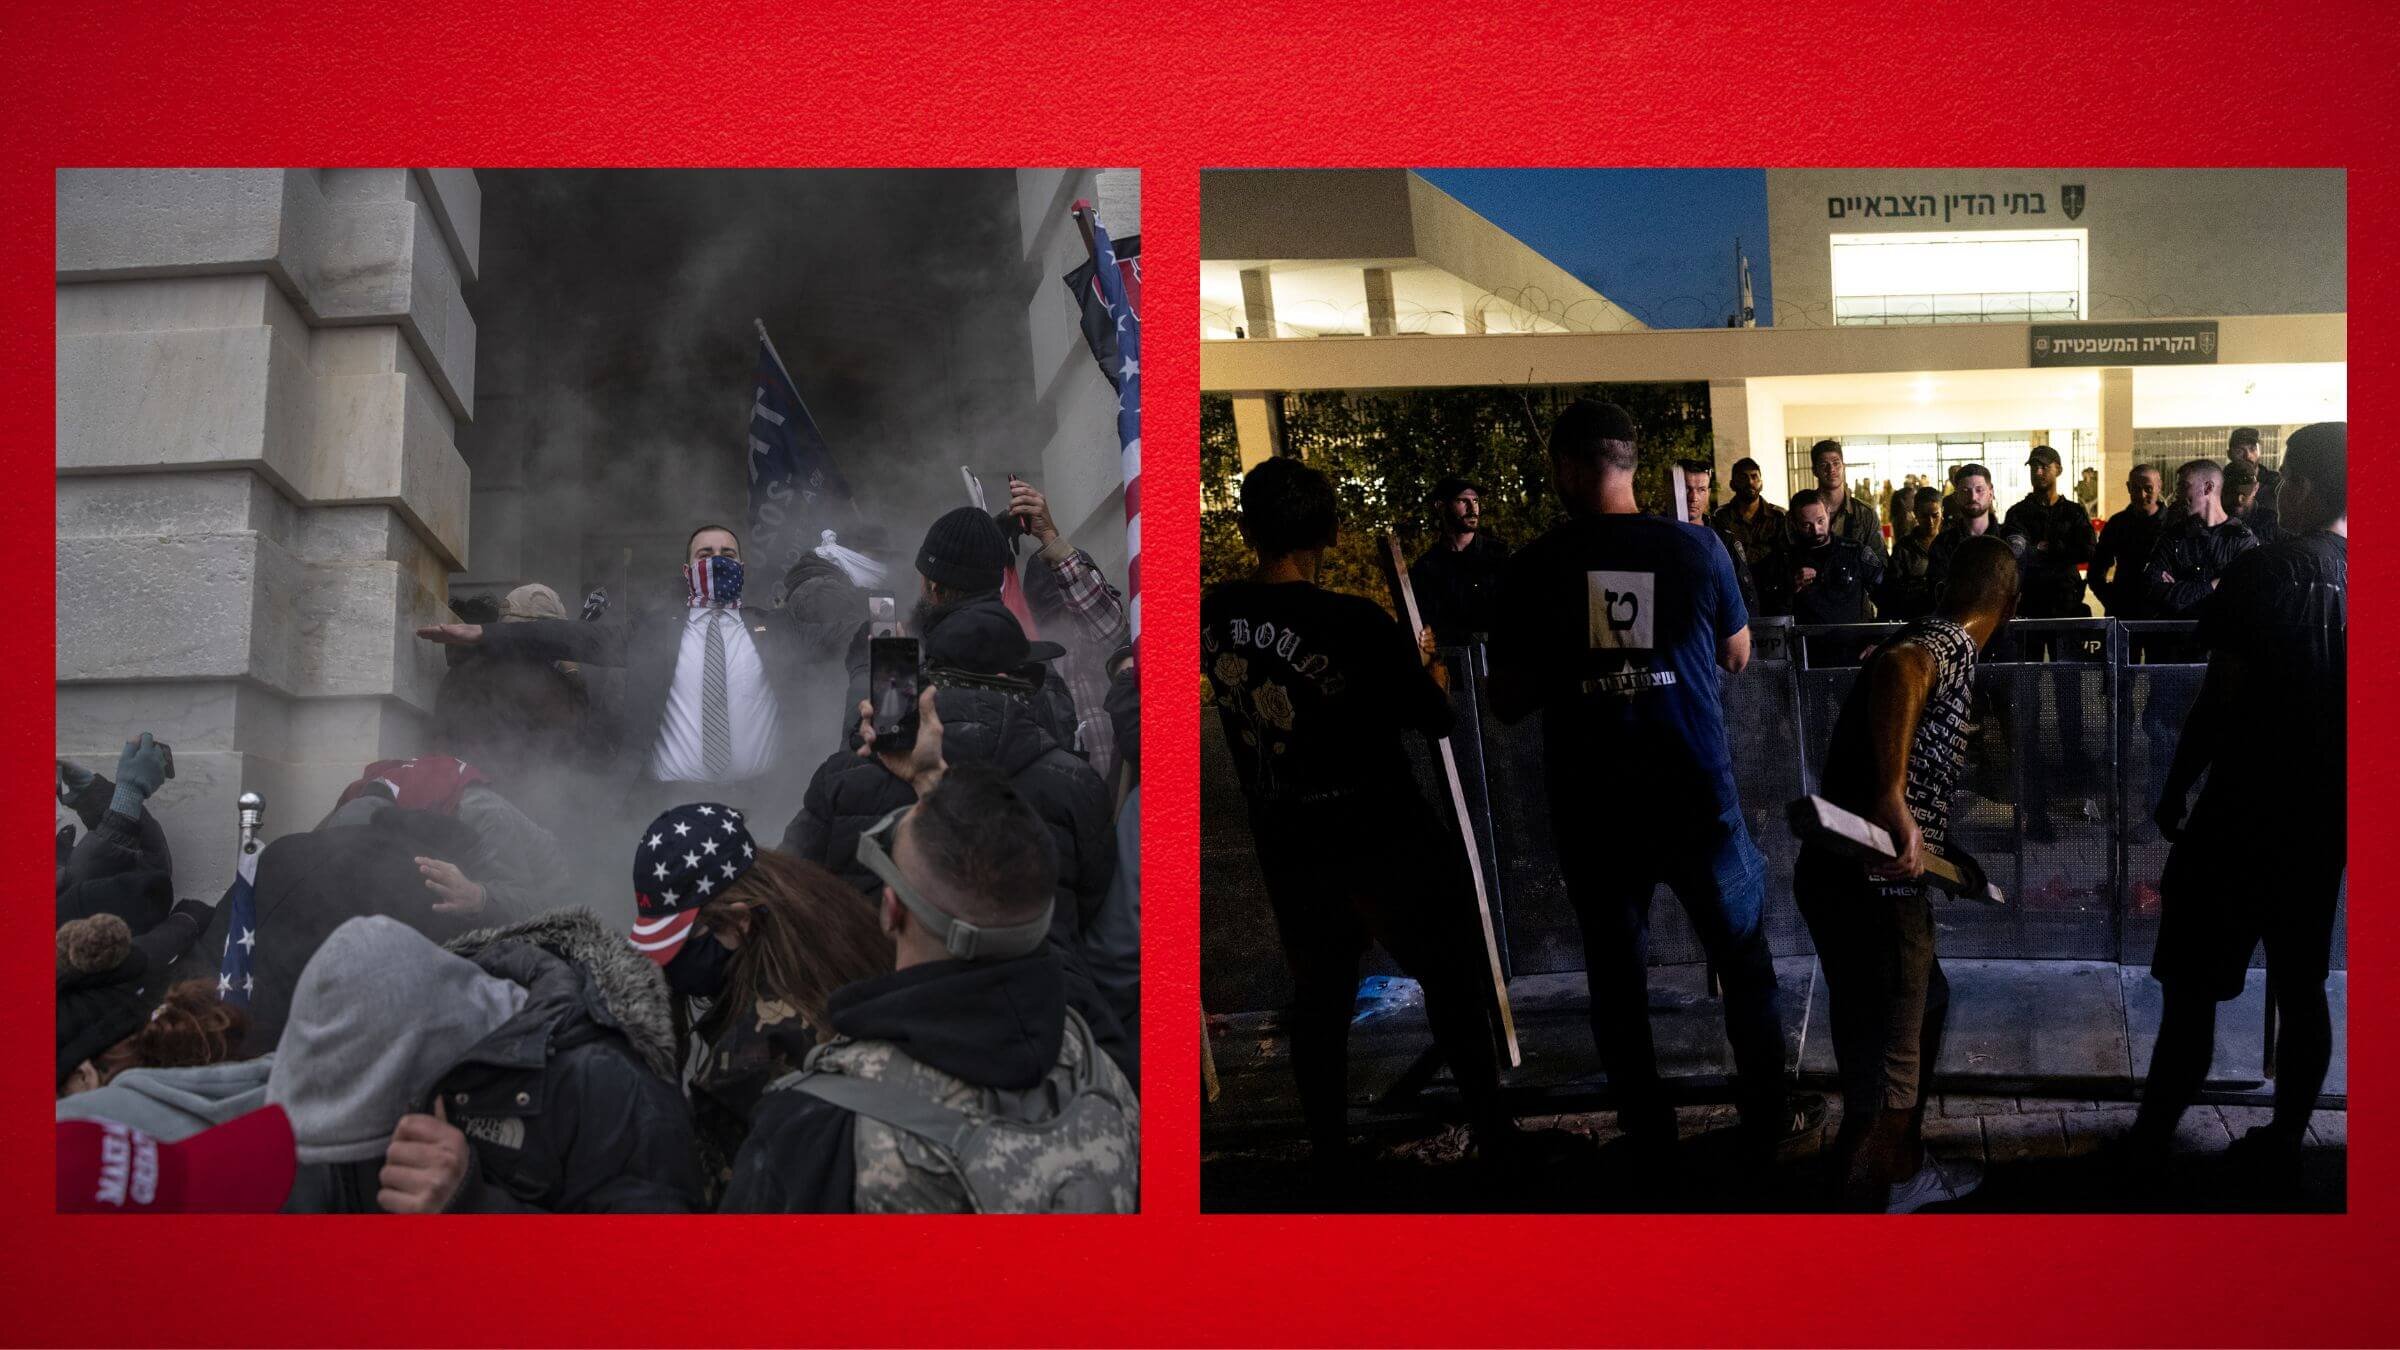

{"left": 1066, "top": 203, "right": 1141, "bottom": 647}
{"left": 215, "top": 842, "right": 260, "bottom": 1006}
{"left": 746, "top": 320, "right": 854, "bottom": 584}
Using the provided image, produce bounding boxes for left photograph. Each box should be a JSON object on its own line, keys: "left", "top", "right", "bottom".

{"left": 53, "top": 168, "right": 1142, "bottom": 1213}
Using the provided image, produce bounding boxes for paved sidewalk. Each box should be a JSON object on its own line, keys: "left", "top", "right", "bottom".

{"left": 1201, "top": 1093, "right": 2347, "bottom": 1213}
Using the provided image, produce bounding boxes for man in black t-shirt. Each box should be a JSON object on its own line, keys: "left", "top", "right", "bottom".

{"left": 1202, "top": 457, "right": 1517, "bottom": 1174}
{"left": 1409, "top": 476, "right": 1510, "bottom": 646}
{"left": 1798, "top": 534, "right": 2019, "bottom": 1211}
{"left": 2130, "top": 423, "right": 2347, "bottom": 1183}
{"left": 2090, "top": 464, "right": 2167, "bottom": 619}
{"left": 1488, "top": 400, "right": 1814, "bottom": 1170}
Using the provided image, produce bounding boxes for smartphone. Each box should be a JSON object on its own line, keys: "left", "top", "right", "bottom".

{"left": 1006, "top": 473, "right": 1034, "bottom": 535}
{"left": 157, "top": 741, "right": 174, "bottom": 781}
{"left": 867, "top": 593, "right": 899, "bottom": 639}
{"left": 869, "top": 636, "right": 922, "bottom": 752}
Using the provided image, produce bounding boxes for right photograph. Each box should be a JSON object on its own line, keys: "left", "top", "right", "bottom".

{"left": 1196, "top": 168, "right": 2347, "bottom": 1214}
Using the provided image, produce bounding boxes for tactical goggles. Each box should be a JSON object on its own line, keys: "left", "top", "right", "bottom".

{"left": 856, "top": 804, "right": 1052, "bottom": 962}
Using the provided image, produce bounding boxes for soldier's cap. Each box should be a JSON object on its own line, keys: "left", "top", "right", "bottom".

{"left": 1430, "top": 475, "right": 1482, "bottom": 504}
{"left": 2025, "top": 445, "right": 2062, "bottom": 467}
{"left": 2229, "top": 426, "right": 2262, "bottom": 447}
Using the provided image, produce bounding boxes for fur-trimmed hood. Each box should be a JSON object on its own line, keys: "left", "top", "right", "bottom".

{"left": 443, "top": 908, "right": 678, "bottom": 1080}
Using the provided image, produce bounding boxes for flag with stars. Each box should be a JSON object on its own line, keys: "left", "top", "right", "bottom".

{"left": 215, "top": 842, "right": 261, "bottom": 1006}
{"left": 1063, "top": 206, "right": 1141, "bottom": 648}
{"left": 746, "top": 320, "right": 856, "bottom": 588}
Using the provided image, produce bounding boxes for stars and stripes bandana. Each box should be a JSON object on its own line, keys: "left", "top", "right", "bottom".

{"left": 685, "top": 555, "right": 745, "bottom": 609}
{"left": 629, "top": 802, "right": 759, "bottom": 965}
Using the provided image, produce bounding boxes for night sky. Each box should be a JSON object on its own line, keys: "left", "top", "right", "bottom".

{"left": 1415, "top": 169, "right": 1771, "bottom": 331}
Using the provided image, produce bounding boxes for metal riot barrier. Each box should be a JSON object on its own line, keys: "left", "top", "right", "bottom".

{"left": 1199, "top": 618, "right": 2345, "bottom": 1012}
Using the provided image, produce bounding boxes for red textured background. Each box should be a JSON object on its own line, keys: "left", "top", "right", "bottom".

{"left": 1, "top": 0, "right": 2393, "bottom": 1343}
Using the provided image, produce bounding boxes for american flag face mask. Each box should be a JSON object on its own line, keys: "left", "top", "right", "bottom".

{"left": 685, "top": 555, "right": 745, "bottom": 609}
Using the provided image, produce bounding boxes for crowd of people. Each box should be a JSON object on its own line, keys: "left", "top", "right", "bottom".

{"left": 1207, "top": 406, "right": 2346, "bottom": 1211}
{"left": 56, "top": 486, "right": 1141, "bottom": 1214}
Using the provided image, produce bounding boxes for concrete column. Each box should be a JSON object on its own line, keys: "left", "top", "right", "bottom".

{"left": 1230, "top": 393, "right": 1282, "bottom": 469}
{"left": 56, "top": 169, "right": 478, "bottom": 883}
{"left": 1362, "top": 267, "right": 1396, "bottom": 337}
{"left": 1706, "top": 379, "right": 1750, "bottom": 486}
{"left": 1460, "top": 280, "right": 1486, "bottom": 335}
{"left": 1239, "top": 267, "right": 1276, "bottom": 339}
{"left": 2100, "top": 367, "right": 2135, "bottom": 518}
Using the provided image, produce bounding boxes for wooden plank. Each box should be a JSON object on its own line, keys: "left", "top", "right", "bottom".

{"left": 1382, "top": 532, "right": 1520, "bottom": 1067}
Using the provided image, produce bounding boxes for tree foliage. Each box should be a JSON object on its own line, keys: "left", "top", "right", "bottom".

{"left": 1200, "top": 382, "right": 1715, "bottom": 614}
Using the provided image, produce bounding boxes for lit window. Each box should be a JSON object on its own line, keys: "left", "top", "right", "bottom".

{"left": 1830, "top": 230, "right": 2088, "bottom": 326}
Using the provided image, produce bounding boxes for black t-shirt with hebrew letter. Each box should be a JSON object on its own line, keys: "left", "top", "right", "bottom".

{"left": 1489, "top": 513, "right": 1748, "bottom": 822}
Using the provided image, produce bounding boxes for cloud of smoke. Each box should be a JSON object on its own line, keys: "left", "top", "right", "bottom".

{"left": 442, "top": 169, "right": 1096, "bottom": 917}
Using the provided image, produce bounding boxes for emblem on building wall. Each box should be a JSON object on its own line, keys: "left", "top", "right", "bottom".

{"left": 2061, "top": 184, "right": 2086, "bottom": 220}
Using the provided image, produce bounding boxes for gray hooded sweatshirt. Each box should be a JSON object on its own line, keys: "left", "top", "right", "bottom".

{"left": 56, "top": 1056, "right": 275, "bottom": 1143}
{"left": 266, "top": 915, "right": 529, "bottom": 1165}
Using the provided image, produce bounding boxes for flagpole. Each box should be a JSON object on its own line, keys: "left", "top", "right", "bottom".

{"left": 1070, "top": 198, "right": 1139, "bottom": 649}
{"left": 755, "top": 317, "right": 862, "bottom": 524}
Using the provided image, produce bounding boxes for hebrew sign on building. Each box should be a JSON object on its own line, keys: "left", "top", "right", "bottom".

{"left": 2031, "top": 320, "right": 2218, "bottom": 366}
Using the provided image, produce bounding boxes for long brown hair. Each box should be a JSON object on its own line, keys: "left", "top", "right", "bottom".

{"left": 94, "top": 980, "right": 252, "bottom": 1084}
{"left": 699, "top": 850, "right": 893, "bottom": 1032}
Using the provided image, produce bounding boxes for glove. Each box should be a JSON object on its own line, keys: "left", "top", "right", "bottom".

{"left": 111, "top": 733, "right": 170, "bottom": 818}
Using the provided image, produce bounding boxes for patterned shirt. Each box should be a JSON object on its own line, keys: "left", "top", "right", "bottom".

{"left": 1821, "top": 617, "right": 1979, "bottom": 850}
{"left": 1041, "top": 545, "right": 1127, "bottom": 781}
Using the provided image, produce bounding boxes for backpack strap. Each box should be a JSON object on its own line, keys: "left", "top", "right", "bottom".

{"left": 788, "top": 1070, "right": 980, "bottom": 1157}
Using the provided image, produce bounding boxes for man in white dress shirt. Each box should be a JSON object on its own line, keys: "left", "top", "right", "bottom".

{"left": 418, "top": 525, "right": 851, "bottom": 830}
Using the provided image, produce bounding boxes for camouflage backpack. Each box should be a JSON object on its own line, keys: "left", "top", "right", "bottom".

{"left": 779, "top": 1007, "right": 1138, "bottom": 1214}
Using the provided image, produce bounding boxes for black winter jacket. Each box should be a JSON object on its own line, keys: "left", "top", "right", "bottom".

{"left": 1777, "top": 536, "right": 1879, "bottom": 624}
{"left": 2143, "top": 515, "right": 2258, "bottom": 618}
{"left": 785, "top": 682, "right": 1116, "bottom": 934}
{"left": 284, "top": 910, "right": 703, "bottom": 1214}
{"left": 2001, "top": 493, "right": 2095, "bottom": 617}
{"left": 719, "top": 952, "right": 1068, "bottom": 1213}
{"left": 779, "top": 680, "right": 1133, "bottom": 1081}
{"left": 56, "top": 808, "right": 173, "bottom": 933}
{"left": 240, "top": 800, "right": 494, "bottom": 1055}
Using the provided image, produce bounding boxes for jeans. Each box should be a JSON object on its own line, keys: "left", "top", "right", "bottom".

{"left": 1556, "top": 799, "right": 1788, "bottom": 1140}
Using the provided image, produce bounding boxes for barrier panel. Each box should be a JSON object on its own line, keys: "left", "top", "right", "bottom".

{"left": 1199, "top": 617, "right": 2345, "bottom": 1012}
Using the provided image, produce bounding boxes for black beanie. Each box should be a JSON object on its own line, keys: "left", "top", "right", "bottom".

{"left": 917, "top": 507, "right": 1012, "bottom": 594}
{"left": 56, "top": 914, "right": 151, "bottom": 1087}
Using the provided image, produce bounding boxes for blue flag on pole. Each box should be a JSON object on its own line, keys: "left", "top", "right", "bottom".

{"left": 215, "top": 844, "right": 260, "bottom": 1007}
{"left": 746, "top": 324, "right": 854, "bottom": 584}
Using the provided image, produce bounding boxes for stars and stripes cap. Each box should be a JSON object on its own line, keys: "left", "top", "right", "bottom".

{"left": 630, "top": 802, "right": 759, "bottom": 965}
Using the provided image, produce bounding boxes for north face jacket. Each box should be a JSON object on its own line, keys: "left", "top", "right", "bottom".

{"left": 283, "top": 910, "right": 702, "bottom": 1213}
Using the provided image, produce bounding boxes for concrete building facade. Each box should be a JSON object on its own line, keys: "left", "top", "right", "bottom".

{"left": 57, "top": 168, "right": 1133, "bottom": 887}
{"left": 1765, "top": 168, "right": 2346, "bottom": 328}
{"left": 1202, "top": 170, "right": 1646, "bottom": 340}
{"left": 1203, "top": 169, "right": 2344, "bottom": 520}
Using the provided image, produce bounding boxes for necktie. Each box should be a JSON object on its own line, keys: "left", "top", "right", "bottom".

{"left": 702, "top": 609, "right": 732, "bottom": 780}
